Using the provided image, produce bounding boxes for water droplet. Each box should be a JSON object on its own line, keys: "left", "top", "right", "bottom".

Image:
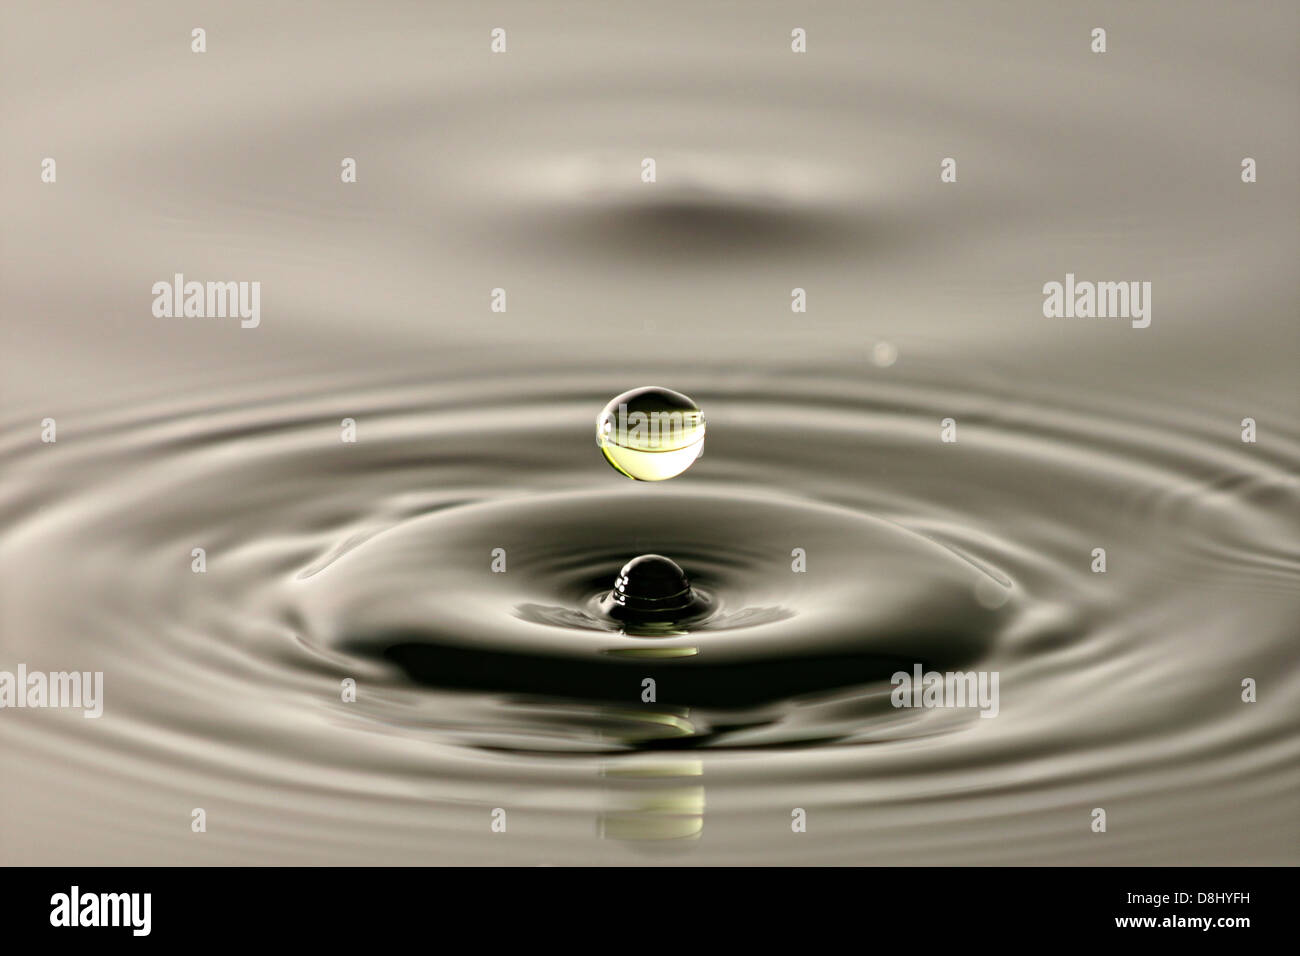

{"left": 599, "top": 554, "right": 712, "bottom": 625}
{"left": 596, "top": 386, "right": 705, "bottom": 481}
{"left": 871, "top": 341, "right": 898, "bottom": 367}
{"left": 973, "top": 577, "right": 1012, "bottom": 609}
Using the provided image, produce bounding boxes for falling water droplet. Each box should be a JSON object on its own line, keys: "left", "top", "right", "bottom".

{"left": 596, "top": 386, "right": 705, "bottom": 481}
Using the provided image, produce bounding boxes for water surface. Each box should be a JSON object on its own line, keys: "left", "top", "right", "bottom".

{"left": 1, "top": 1, "right": 1297, "bottom": 865}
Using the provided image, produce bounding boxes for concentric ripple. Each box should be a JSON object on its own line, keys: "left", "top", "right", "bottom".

{"left": 1, "top": 362, "right": 1296, "bottom": 862}
{"left": 290, "top": 488, "right": 1013, "bottom": 713}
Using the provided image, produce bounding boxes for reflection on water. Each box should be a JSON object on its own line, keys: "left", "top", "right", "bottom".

{"left": 599, "top": 758, "right": 705, "bottom": 843}
{"left": 0, "top": 1, "right": 1297, "bottom": 865}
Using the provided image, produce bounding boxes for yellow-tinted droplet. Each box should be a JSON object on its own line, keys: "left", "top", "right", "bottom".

{"left": 597, "top": 387, "right": 705, "bottom": 481}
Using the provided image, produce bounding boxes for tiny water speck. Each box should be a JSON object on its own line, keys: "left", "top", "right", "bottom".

{"left": 872, "top": 342, "right": 899, "bottom": 367}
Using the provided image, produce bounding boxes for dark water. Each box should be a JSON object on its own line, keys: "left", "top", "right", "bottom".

{"left": 1, "top": 1, "right": 1297, "bottom": 864}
